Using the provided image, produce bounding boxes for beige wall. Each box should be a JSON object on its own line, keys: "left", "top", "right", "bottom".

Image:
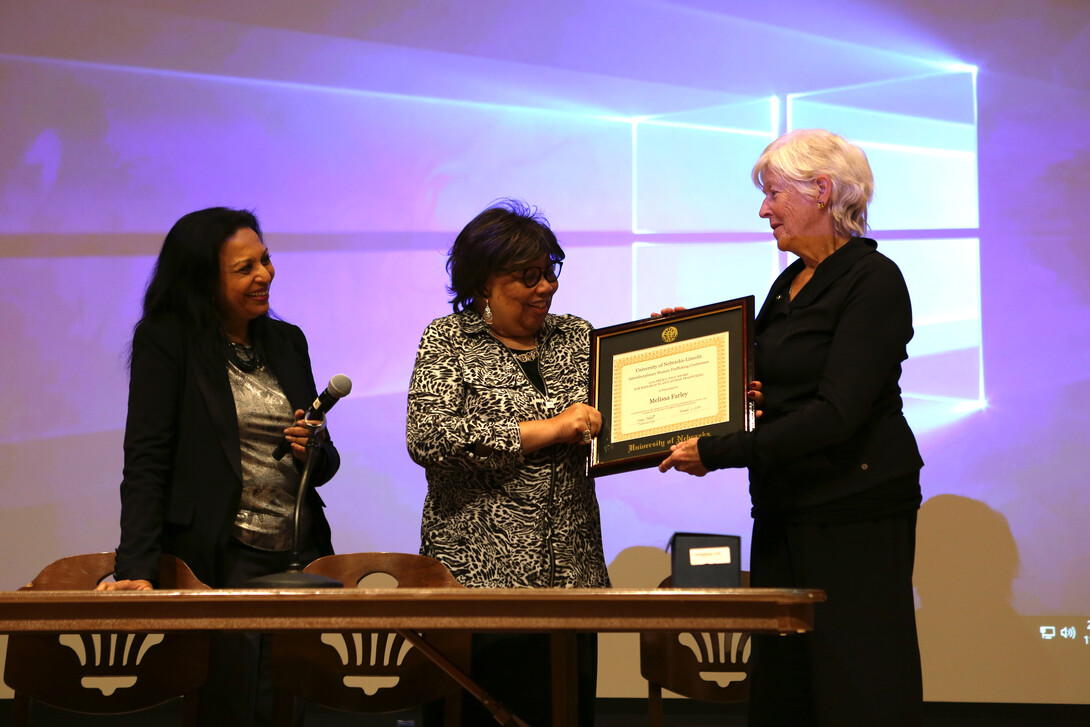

{"left": 0, "top": 636, "right": 11, "bottom": 699}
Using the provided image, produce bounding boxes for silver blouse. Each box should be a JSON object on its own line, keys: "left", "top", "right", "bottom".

{"left": 226, "top": 356, "right": 310, "bottom": 551}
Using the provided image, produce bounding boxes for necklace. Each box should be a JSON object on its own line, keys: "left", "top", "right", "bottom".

{"left": 227, "top": 340, "right": 262, "bottom": 373}
{"left": 489, "top": 328, "right": 539, "bottom": 362}
{"left": 510, "top": 347, "right": 538, "bottom": 363}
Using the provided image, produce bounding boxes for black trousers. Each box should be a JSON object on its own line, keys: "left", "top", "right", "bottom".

{"left": 425, "top": 631, "right": 598, "bottom": 727}
{"left": 747, "top": 511, "right": 922, "bottom": 727}
{"left": 198, "top": 538, "right": 322, "bottom": 727}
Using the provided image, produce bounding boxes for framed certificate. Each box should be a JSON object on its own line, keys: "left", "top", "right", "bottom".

{"left": 588, "top": 296, "right": 755, "bottom": 476}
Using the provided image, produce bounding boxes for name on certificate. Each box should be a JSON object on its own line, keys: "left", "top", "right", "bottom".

{"left": 611, "top": 332, "right": 730, "bottom": 443}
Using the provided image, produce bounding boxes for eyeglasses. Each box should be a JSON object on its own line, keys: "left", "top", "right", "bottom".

{"left": 507, "top": 260, "right": 562, "bottom": 288}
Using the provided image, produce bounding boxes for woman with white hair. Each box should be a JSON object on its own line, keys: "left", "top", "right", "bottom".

{"left": 660, "top": 129, "right": 924, "bottom": 726}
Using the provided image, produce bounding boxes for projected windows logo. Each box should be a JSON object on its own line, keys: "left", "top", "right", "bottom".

{"left": 630, "top": 68, "right": 981, "bottom": 434}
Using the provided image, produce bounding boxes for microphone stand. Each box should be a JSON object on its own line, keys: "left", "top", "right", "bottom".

{"left": 243, "top": 418, "right": 342, "bottom": 589}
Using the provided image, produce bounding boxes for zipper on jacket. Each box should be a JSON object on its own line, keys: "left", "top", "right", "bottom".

{"left": 498, "top": 334, "right": 559, "bottom": 587}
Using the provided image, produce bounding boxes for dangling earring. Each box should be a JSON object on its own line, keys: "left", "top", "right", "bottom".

{"left": 483, "top": 301, "right": 493, "bottom": 325}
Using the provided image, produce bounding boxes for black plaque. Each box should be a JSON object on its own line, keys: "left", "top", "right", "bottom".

{"left": 588, "top": 296, "right": 755, "bottom": 476}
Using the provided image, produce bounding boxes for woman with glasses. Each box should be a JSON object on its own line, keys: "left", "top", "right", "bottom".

{"left": 407, "top": 199, "right": 607, "bottom": 726}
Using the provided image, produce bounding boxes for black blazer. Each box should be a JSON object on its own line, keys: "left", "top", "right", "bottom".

{"left": 114, "top": 314, "right": 339, "bottom": 586}
{"left": 698, "top": 237, "right": 923, "bottom": 515}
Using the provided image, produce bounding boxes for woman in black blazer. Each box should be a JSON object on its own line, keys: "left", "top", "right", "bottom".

{"left": 98, "top": 207, "right": 340, "bottom": 725}
{"left": 660, "top": 130, "right": 923, "bottom": 727}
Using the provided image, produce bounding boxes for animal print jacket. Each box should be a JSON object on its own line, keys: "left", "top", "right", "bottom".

{"left": 407, "top": 309, "right": 610, "bottom": 589}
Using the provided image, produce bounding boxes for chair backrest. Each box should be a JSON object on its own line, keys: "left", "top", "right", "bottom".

{"left": 5, "top": 553, "right": 211, "bottom": 726}
{"left": 17, "top": 552, "right": 209, "bottom": 592}
{"left": 302, "top": 551, "right": 464, "bottom": 589}
{"left": 17, "top": 552, "right": 118, "bottom": 591}
{"left": 269, "top": 552, "right": 469, "bottom": 724}
{"left": 639, "top": 573, "right": 753, "bottom": 705}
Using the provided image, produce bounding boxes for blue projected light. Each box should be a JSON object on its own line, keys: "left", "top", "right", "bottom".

{"left": 631, "top": 68, "right": 981, "bottom": 434}
{"left": 632, "top": 98, "right": 776, "bottom": 234}
{"left": 789, "top": 71, "right": 983, "bottom": 430}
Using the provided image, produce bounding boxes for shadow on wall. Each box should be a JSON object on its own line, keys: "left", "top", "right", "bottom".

{"left": 597, "top": 546, "right": 672, "bottom": 699}
{"left": 914, "top": 494, "right": 1065, "bottom": 703}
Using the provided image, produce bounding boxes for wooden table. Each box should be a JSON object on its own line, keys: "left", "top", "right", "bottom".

{"left": 0, "top": 587, "right": 824, "bottom": 725}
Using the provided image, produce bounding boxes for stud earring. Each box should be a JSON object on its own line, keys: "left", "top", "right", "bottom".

{"left": 483, "top": 301, "right": 493, "bottom": 325}
{"left": 817, "top": 200, "right": 826, "bottom": 209}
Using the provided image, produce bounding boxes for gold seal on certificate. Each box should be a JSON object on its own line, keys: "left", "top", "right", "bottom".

{"left": 588, "top": 297, "right": 755, "bottom": 476}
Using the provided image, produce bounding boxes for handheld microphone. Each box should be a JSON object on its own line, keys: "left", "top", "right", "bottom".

{"left": 273, "top": 374, "right": 352, "bottom": 460}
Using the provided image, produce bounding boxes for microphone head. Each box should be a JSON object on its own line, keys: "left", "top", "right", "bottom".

{"left": 328, "top": 374, "right": 353, "bottom": 398}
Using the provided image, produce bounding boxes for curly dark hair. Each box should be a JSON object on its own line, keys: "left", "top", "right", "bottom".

{"left": 446, "top": 199, "right": 565, "bottom": 313}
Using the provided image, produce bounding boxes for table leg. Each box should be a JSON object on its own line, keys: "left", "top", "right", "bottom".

{"left": 396, "top": 629, "right": 529, "bottom": 726}
{"left": 550, "top": 631, "right": 579, "bottom": 726}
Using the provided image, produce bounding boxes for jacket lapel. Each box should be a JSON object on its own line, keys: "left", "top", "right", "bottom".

{"left": 756, "top": 237, "right": 878, "bottom": 326}
{"left": 263, "top": 323, "right": 312, "bottom": 413}
{"left": 789, "top": 237, "right": 876, "bottom": 308}
{"left": 192, "top": 337, "right": 243, "bottom": 482}
{"left": 756, "top": 260, "right": 800, "bottom": 329}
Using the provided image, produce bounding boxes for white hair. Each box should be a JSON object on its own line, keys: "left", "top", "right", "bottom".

{"left": 751, "top": 129, "right": 874, "bottom": 238}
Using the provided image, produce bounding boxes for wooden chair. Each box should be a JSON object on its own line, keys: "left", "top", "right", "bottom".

{"left": 639, "top": 573, "right": 752, "bottom": 727}
{"left": 5, "top": 552, "right": 211, "bottom": 726}
{"left": 269, "top": 552, "right": 470, "bottom": 726}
